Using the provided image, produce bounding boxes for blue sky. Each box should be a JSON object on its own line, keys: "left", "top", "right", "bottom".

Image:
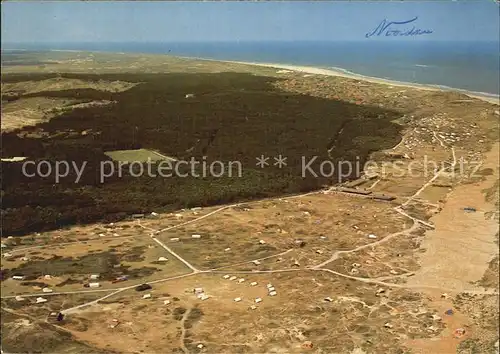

{"left": 2, "top": 1, "right": 499, "bottom": 43}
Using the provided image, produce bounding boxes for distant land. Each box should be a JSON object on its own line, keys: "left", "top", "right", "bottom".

{"left": 3, "top": 40, "right": 500, "bottom": 97}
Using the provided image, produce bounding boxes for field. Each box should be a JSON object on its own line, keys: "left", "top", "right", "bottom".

{"left": 104, "top": 149, "right": 176, "bottom": 163}
{"left": 1, "top": 51, "right": 499, "bottom": 353}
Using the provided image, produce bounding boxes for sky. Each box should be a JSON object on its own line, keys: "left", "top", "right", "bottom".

{"left": 2, "top": 1, "right": 499, "bottom": 44}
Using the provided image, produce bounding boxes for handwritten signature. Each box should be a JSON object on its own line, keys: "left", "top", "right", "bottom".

{"left": 366, "top": 17, "right": 433, "bottom": 38}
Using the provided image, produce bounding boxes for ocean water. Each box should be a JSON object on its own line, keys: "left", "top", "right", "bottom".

{"left": 4, "top": 41, "right": 500, "bottom": 97}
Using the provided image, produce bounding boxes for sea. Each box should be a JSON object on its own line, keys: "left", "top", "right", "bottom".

{"left": 3, "top": 41, "right": 500, "bottom": 98}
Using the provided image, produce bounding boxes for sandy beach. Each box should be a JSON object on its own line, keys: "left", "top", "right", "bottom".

{"left": 234, "top": 62, "right": 500, "bottom": 105}
{"left": 181, "top": 56, "right": 500, "bottom": 105}
{"left": 7, "top": 48, "right": 499, "bottom": 104}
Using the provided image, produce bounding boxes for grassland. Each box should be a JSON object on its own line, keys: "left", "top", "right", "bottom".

{"left": 104, "top": 149, "right": 175, "bottom": 163}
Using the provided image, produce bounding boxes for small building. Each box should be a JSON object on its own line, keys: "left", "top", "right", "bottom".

{"left": 337, "top": 187, "right": 372, "bottom": 195}
{"left": 198, "top": 294, "right": 209, "bottom": 301}
{"left": 36, "top": 297, "right": 48, "bottom": 303}
{"left": 370, "top": 194, "right": 396, "bottom": 201}
{"left": 158, "top": 257, "right": 168, "bottom": 262}
{"left": 234, "top": 297, "right": 242, "bottom": 302}
{"left": 90, "top": 274, "right": 99, "bottom": 280}
{"left": 193, "top": 287, "right": 204, "bottom": 294}
{"left": 385, "top": 152, "right": 411, "bottom": 159}
{"left": 170, "top": 238, "right": 180, "bottom": 242}
{"left": 294, "top": 239, "right": 306, "bottom": 248}
{"left": 12, "top": 275, "right": 25, "bottom": 280}
{"left": 42, "top": 288, "right": 53, "bottom": 293}
{"left": 108, "top": 319, "right": 119, "bottom": 329}
{"left": 88, "top": 282, "right": 100, "bottom": 288}
{"left": 142, "top": 293, "right": 152, "bottom": 299}
{"left": 112, "top": 275, "right": 128, "bottom": 283}
{"left": 191, "top": 234, "right": 201, "bottom": 239}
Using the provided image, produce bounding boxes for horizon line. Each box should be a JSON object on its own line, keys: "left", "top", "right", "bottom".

{"left": 3, "top": 39, "right": 500, "bottom": 45}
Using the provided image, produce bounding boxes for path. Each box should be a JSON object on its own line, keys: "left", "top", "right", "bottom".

{"left": 151, "top": 236, "right": 200, "bottom": 273}
{"left": 4, "top": 134, "right": 498, "bottom": 317}
{"left": 312, "top": 215, "right": 419, "bottom": 269}
{"left": 315, "top": 268, "right": 497, "bottom": 295}
{"left": 179, "top": 308, "right": 192, "bottom": 354}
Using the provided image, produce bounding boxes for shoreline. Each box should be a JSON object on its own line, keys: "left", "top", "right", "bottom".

{"left": 3, "top": 48, "right": 499, "bottom": 105}
{"left": 180, "top": 55, "right": 500, "bottom": 105}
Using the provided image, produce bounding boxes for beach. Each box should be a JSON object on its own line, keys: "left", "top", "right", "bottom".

{"left": 185, "top": 56, "right": 500, "bottom": 105}
{"left": 4, "top": 45, "right": 499, "bottom": 104}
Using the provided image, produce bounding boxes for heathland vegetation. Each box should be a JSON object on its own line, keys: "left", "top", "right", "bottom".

{"left": 1, "top": 72, "right": 401, "bottom": 234}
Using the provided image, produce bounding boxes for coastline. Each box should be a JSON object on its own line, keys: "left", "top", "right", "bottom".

{"left": 181, "top": 56, "right": 500, "bottom": 105}
{"left": 3, "top": 48, "right": 500, "bottom": 105}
